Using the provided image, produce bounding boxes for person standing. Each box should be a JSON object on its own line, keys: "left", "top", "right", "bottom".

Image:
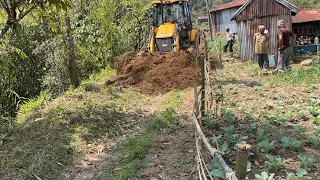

{"left": 224, "top": 27, "right": 234, "bottom": 54}
{"left": 259, "top": 23, "right": 269, "bottom": 37}
{"left": 254, "top": 25, "right": 269, "bottom": 69}
{"left": 277, "top": 20, "right": 296, "bottom": 72}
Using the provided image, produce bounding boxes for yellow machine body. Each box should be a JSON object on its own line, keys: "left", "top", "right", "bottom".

{"left": 149, "top": 0, "right": 199, "bottom": 54}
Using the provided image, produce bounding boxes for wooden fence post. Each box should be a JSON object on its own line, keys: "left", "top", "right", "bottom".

{"left": 219, "top": 39, "right": 222, "bottom": 61}
{"left": 201, "top": 40, "right": 208, "bottom": 118}
{"left": 235, "top": 142, "right": 251, "bottom": 180}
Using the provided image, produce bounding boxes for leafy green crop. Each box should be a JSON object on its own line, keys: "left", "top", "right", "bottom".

{"left": 258, "top": 109, "right": 268, "bottom": 117}
{"left": 244, "top": 108, "right": 253, "bottom": 119}
{"left": 276, "top": 114, "right": 291, "bottom": 123}
{"left": 265, "top": 154, "right": 283, "bottom": 170}
{"left": 266, "top": 115, "right": 277, "bottom": 122}
{"left": 222, "top": 125, "right": 235, "bottom": 134}
{"left": 224, "top": 108, "right": 237, "bottom": 124}
{"left": 307, "top": 135, "right": 320, "bottom": 150}
{"left": 246, "top": 122, "right": 258, "bottom": 133}
{"left": 308, "top": 97, "right": 320, "bottom": 106}
{"left": 257, "top": 140, "right": 275, "bottom": 153}
{"left": 204, "top": 118, "right": 218, "bottom": 129}
{"left": 257, "top": 129, "right": 267, "bottom": 141}
{"left": 297, "top": 154, "right": 316, "bottom": 169}
{"left": 307, "top": 106, "right": 319, "bottom": 117}
{"left": 313, "top": 125, "right": 320, "bottom": 134}
{"left": 288, "top": 169, "right": 308, "bottom": 180}
{"left": 254, "top": 172, "right": 275, "bottom": 180}
{"left": 313, "top": 115, "right": 320, "bottom": 124}
{"left": 281, "top": 137, "right": 301, "bottom": 150}
{"left": 211, "top": 135, "right": 229, "bottom": 155}
{"left": 291, "top": 125, "right": 306, "bottom": 135}
{"left": 225, "top": 134, "right": 248, "bottom": 149}
{"left": 207, "top": 158, "right": 226, "bottom": 179}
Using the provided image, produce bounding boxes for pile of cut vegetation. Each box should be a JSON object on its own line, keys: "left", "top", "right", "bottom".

{"left": 106, "top": 51, "right": 201, "bottom": 94}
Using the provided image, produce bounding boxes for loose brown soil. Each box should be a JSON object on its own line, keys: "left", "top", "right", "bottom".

{"left": 106, "top": 51, "right": 201, "bottom": 95}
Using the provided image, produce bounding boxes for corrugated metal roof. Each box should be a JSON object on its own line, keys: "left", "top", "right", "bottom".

{"left": 210, "top": 0, "right": 245, "bottom": 12}
{"left": 292, "top": 8, "right": 320, "bottom": 23}
{"left": 231, "top": 0, "right": 299, "bottom": 20}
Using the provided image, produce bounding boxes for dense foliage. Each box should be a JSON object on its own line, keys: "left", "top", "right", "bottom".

{"left": 0, "top": 0, "right": 319, "bottom": 119}
{"left": 0, "top": 0, "right": 150, "bottom": 119}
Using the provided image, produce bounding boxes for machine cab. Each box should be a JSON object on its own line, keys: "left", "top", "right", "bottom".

{"left": 149, "top": 0, "right": 198, "bottom": 53}
{"left": 151, "top": 0, "right": 192, "bottom": 31}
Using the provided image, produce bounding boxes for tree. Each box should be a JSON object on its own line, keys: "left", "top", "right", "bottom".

{"left": 65, "top": 15, "right": 79, "bottom": 87}
{"left": 0, "top": 0, "right": 71, "bottom": 40}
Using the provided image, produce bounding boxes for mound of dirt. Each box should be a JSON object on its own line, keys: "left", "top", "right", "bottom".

{"left": 106, "top": 51, "right": 201, "bottom": 95}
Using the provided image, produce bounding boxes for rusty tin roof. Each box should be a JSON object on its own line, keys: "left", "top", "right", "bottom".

{"left": 210, "top": 0, "right": 245, "bottom": 12}
{"left": 292, "top": 8, "right": 320, "bottom": 23}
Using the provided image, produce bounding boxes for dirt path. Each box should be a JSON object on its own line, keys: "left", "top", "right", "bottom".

{"left": 64, "top": 57, "right": 320, "bottom": 179}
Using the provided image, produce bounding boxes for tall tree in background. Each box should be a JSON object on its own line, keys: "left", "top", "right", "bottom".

{"left": 65, "top": 15, "right": 80, "bottom": 87}
{"left": 0, "top": 0, "right": 71, "bottom": 40}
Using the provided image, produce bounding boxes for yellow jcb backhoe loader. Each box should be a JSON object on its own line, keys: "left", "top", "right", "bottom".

{"left": 149, "top": 0, "right": 200, "bottom": 55}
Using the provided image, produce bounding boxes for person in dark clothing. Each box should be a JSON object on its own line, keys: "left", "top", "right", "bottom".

{"left": 276, "top": 20, "right": 296, "bottom": 72}
{"left": 223, "top": 26, "right": 234, "bottom": 54}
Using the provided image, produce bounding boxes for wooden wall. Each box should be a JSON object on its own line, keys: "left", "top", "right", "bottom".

{"left": 235, "top": 0, "right": 293, "bottom": 62}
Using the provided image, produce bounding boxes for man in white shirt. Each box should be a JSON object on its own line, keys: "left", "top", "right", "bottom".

{"left": 224, "top": 26, "right": 235, "bottom": 53}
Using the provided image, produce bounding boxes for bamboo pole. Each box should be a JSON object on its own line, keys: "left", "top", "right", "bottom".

{"left": 219, "top": 39, "right": 222, "bottom": 61}
{"left": 194, "top": 86, "right": 200, "bottom": 117}
{"left": 235, "top": 142, "right": 251, "bottom": 180}
{"left": 201, "top": 40, "right": 208, "bottom": 118}
{"left": 204, "top": 0, "right": 213, "bottom": 40}
{"left": 192, "top": 114, "right": 238, "bottom": 180}
{"left": 196, "top": 134, "right": 208, "bottom": 180}
{"left": 200, "top": 153, "right": 214, "bottom": 180}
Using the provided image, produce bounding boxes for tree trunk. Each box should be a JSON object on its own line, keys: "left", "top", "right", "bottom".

{"left": 65, "top": 15, "right": 80, "bottom": 88}
{"left": 0, "top": 23, "right": 11, "bottom": 40}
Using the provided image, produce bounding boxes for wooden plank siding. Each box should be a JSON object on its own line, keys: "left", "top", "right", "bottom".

{"left": 234, "top": 0, "right": 294, "bottom": 62}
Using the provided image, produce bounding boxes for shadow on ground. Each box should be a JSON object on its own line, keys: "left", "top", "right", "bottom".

{"left": 0, "top": 86, "right": 151, "bottom": 180}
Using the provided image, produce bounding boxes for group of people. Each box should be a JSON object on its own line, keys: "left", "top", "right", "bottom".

{"left": 223, "top": 19, "right": 296, "bottom": 73}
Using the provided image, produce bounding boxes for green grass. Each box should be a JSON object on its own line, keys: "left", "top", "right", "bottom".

{"left": 100, "top": 110, "right": 173, "bottom": 180}
{"left": 162, "top": 91, "right": 182, "bottom": 111}
{"left": 208, "top": 36, "right": 239, "bottom": 58}
{"left": 81, "top": 66, "right": 114, "bottom": 85}
{"left": 16, "top": 91, "right": 50, "bottom": 123}
{"left": 270, "top": 64, "right": 320, "bottom": 85}
{"left": 0, "top": 82, "right": 148, "bottom": 179}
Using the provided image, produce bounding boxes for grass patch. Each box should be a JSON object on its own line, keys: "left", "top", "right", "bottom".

{"left": 0, "top": 84, "right": 148, "bottom": 179}
{"left": 270, "top": 64, "right": 320, "bottom": 85}
{"left": 208, "top": 36, "right": 239, "bottom": 58}
{"left": 16, "top": 91, "right": 50, "bottom": 123}
{"left": 162, "top": 91, "right": 182, "bottom": 111}
{"left": 100, "top": 110, "right": 174, "bottom": 180}
{"left": 81, "top": 66, "right": 114, "bottom": 85}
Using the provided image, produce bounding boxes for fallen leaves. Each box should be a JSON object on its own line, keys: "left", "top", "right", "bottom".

{"left": 96, "top": 143, "right": 109, "bottom": 154}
